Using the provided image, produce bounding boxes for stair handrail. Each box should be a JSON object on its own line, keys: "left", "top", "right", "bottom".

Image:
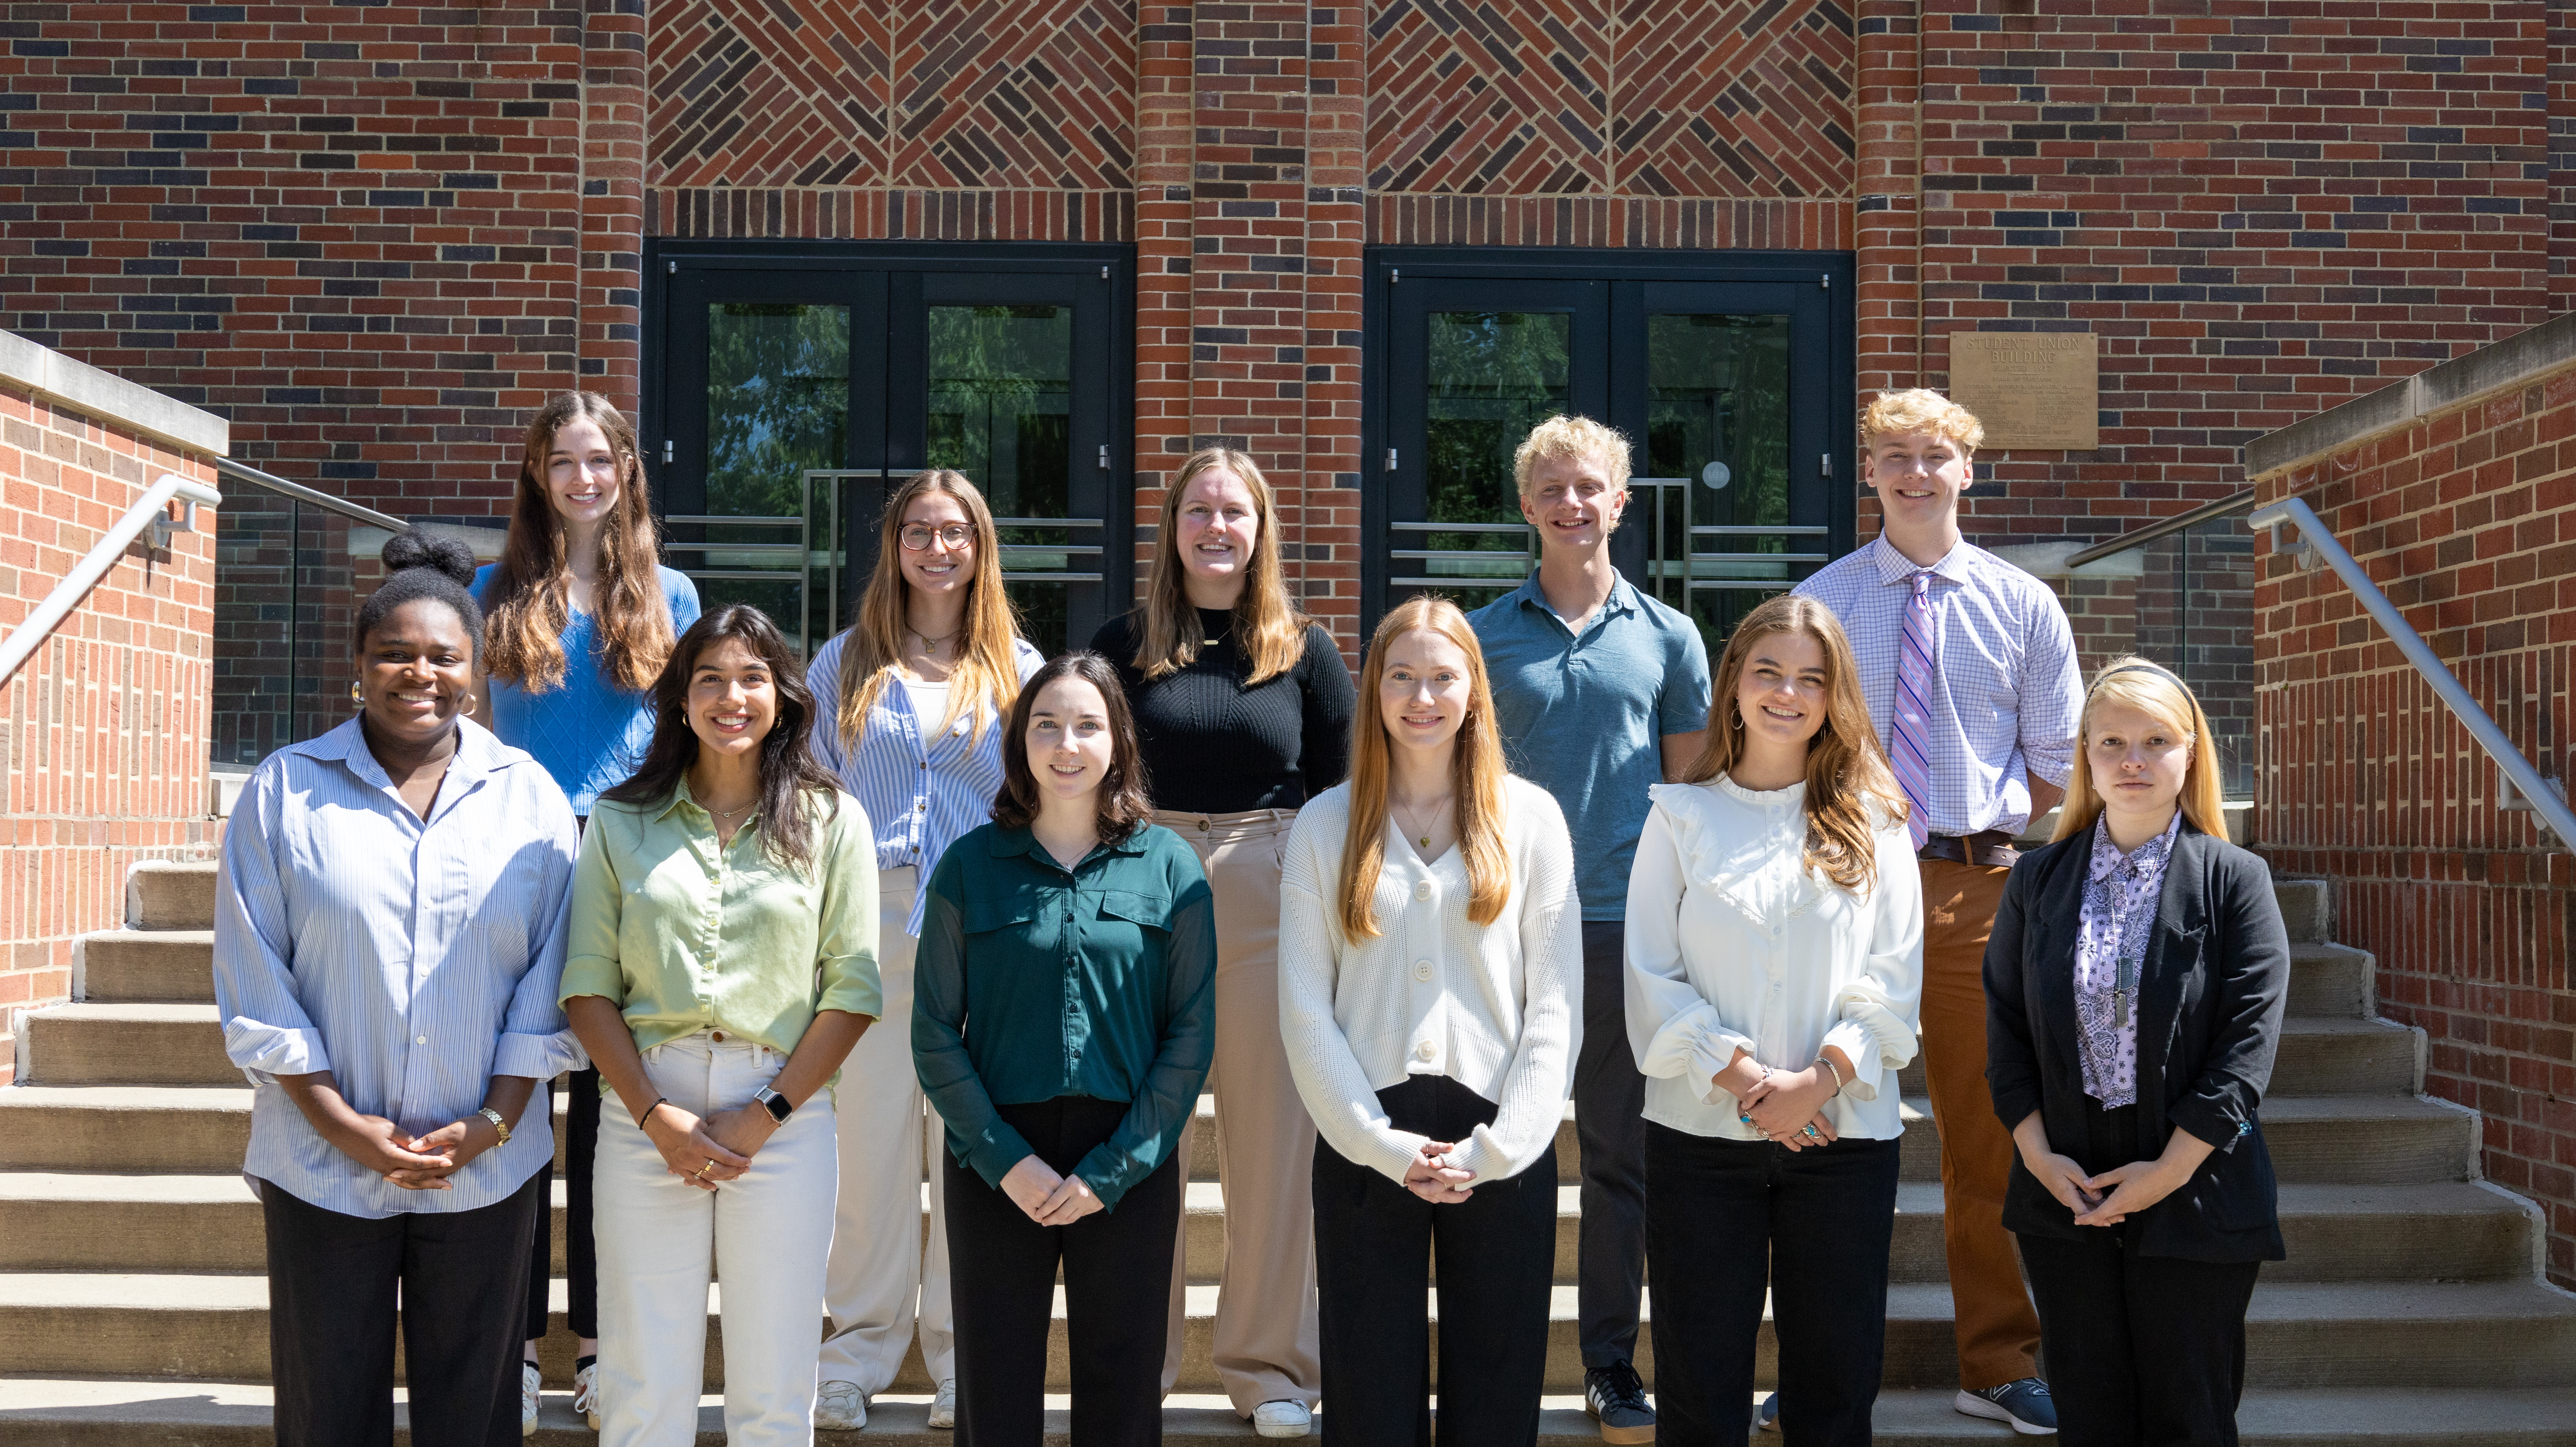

{"left": 2065, "top": 487, "right": 2257, "bottom": 568}
{"left": 214, "top": 456, "right": 405, "bottom": 533}
{"left": 2251, "top": 494, "right": 2576, "bottom": 850}
{"left": 0, "top": 471, "right": 224, "bottom": 688}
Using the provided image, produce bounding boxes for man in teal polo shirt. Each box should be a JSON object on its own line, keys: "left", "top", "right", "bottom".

{"left": 1467, "top": 414, "right": 1710, "bottom": 1445}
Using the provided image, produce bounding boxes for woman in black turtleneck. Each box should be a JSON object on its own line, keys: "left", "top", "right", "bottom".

{"left": 1087, "top": 447, "right": 1354, "bottom": 1438}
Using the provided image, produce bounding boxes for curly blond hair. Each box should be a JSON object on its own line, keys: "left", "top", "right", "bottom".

{"left": 1859, "top": 388, "right": 1985, "bottom": 455}
{"left": 1512, "top": 414, "right": 1633, "bottom": 499}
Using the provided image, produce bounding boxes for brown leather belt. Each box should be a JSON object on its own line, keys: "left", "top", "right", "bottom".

{"left": 1918, "top": 829, "right": 2020, "bottom": 868}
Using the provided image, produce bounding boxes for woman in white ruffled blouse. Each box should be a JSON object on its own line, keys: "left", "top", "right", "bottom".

{"left": 1624, "top": 593, "right": 1923, "bottom": 1447}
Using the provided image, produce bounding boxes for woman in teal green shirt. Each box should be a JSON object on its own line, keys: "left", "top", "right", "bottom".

{"left": 913, "top": 650, "right": 1216, "bottom": 1446}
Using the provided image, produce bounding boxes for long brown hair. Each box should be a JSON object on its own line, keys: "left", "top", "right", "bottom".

{"left": 1129, "top": 448, "right": 1307, "bottom": 684}
{"left": 1339, "top": 596, "right": 1512, "bottom": 938}
{"left": 599, "top": 605, "right": 842, "bottom": 875}
{"left": 2052, "top": 656, "right": 2228, "bottom": 844}
{"left": 831, "top": 470, "right": 1025, "bottom": 747}
{"left": 480, "top": 392, "right": 678, "bottom": 693}
{"left": 1684, "top": 594, "right": 1909, "bottom": 894}
{"left": 991, "top": 652, "right": 1155, "bottom": 845}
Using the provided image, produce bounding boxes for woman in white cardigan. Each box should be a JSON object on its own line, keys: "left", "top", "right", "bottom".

{"left": 1625, "top": 593, "right": 1923, "bottom": 1447}
{"left": 1278, "top": 594, "right": 1582, "bottom": 1447}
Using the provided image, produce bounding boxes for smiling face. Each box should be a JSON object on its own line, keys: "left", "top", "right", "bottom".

{"left": 1518, "top": 450, "right": 1627, "bottom": 557}
{"left": 1377, "top": 626, "right": 1474, "bottom": 759}
{"left": 543, "top": 415, "right": 624, "bottom": 535}
{"left": 897, "top": 489, "right": 977, "bottom": 602}
{"left": 2085, "top": 698, "right": 2192, "bottom": 828}
{"left": 684, "top": 636, "right": 777, "bottom": 765}
{"left": 1863, "top": 427, "right": 1972, "bottom": 536}
{"left": 1732, "top": 626, "right": 1831, "bottom": 757}
{"left": 1025, "top": 675, "right": 1118, "bottom": 805}
{"left": 1173, "top": 466, "right": 1262, "bottom": 592}
{"left": 358, "top": 598, "right": 475, "bottom": 748}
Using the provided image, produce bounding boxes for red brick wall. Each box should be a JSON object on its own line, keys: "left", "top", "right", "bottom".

{"left": 2253, "top": 363, "right": 2576, "bottom": 1288}
{"left": 0, "top": 377, "right": 219, "bottom": 1085}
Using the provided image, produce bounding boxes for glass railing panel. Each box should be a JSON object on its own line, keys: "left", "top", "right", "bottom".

{"left": 210, "top": 491, "right": 360, "bottom": 766}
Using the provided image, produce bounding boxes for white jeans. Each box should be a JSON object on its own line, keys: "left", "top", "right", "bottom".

{"left": 594, "top": 1031, "right": 837, "bottom": 1447}
{"left": 817, "top": 866, "right": 956, "bottom": 1393}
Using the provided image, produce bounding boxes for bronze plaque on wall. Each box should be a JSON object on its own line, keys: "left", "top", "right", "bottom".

{"left": 1949, "top": 331, "right": 2098, "bottom": 451}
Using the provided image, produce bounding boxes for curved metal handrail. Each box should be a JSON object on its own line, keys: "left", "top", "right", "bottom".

{"left": 214, "top": 457, "right": 405, "bottom": 533}
{"left": 0, "top": 472, "right": 224, "bottom": 686}
{"left": 2065, "top": 487, "right": 2257, "bottom": 569}
{"left": 2252, "top": 495, "right": 2576, "bottom": 850}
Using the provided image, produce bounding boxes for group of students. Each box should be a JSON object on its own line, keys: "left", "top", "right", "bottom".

{"left": 211, "top": 386, "right": 2291, "bottom": 1447}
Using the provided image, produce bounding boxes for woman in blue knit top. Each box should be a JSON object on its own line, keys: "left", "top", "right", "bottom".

{"left": 471, "top": 390, "right": 699, "bottom": 1433}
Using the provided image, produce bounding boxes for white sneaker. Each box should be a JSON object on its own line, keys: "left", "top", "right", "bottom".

{"left": 813, "top": 1380, "right": 868, "bottom": 1432}
{"left": 1253, "top": 1400, "right": 1313, "bottom": 1438}
{"left": 571, "top": 1361, "right": 600, "bottom": 1432}
{"left": 928, "top": 1378, "right": 957, "bottom": 1430}
{"left": 520, "top": 1362, "right": 541, "bottom": 1438}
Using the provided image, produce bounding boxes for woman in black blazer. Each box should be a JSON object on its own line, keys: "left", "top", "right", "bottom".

{"left": 1984, "top": 657, "right": 2290, "bottom": 1447}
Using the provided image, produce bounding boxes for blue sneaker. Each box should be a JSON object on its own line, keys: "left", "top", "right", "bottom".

{"left": 1754, "top": 1392, "right": 1779, "bottom": 1431}
{"left": 1956, "top": 1379, "right": 2057, "bottom": 1435}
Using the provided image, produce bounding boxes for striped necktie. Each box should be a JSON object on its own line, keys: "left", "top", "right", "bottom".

{"left": 1891, "top": 569, "right": 1936, "bottom": 851}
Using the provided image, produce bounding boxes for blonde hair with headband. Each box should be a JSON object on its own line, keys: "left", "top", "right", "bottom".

{"left": 2051, "top": 656, "right": 2228, "bottom": 843}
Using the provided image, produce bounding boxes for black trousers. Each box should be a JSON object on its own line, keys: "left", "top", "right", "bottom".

{"left": 262, "top": 1170, "right": 543, "bottom": 1447}
{"left": 521, "top": 1068, "right": 602, "bottom": 1343}
{"left": 1312, "top": 1074, "right": 1558, "bottom": 1447}
{"left": 1644, "top": 1123, "right": 1902, "bottom": 1447}
{"left": 2016, "top": 1099, "right": 2261, "bottom": 1447}
{"left": 945, "top": 1095, "right": 1181, "bottom": 1447}
{"left": 1573, "top": 919, "right": 1648, "bottom": 1369}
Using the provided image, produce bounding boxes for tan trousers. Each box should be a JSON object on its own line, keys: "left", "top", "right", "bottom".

{"left": 1155, "top": 808, "right": 1322, "bottom": 1414}
{"left": 817, "top": 867, "right": 956, "bottom": 1395}
{"left": 1918, "top": 857, "right": 2045, "bottom": 1390}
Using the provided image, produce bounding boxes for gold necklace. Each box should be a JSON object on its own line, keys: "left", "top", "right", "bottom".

{"left": 1392, "top": 795, "right": 1451, "bottom": 850}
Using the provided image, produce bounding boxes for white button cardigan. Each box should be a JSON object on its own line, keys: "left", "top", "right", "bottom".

{"left": 1623, "top": 775, "right": 1925, "bottom": 1141}
{"left": 1277, "top": 776, "right": 1583, "bottom": 1187}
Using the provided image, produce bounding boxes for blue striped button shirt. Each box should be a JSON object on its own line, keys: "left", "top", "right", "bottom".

{"left": 806, "top": 632, "right": 1044, "bottom": 938}
{"left": 1793, "top": 536, "right": 2084, "bottom": 839}
{"left": 212, "top": 716, "right": 587, "bottom": 1218}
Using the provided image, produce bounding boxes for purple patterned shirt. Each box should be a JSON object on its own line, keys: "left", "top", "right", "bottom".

{"left": 2072, "top": 812, "right": 2181, "bottom": 1108}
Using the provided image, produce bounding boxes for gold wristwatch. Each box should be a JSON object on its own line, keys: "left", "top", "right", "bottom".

{"left": 476, "top": 1107, "right": 511, "bottom": 1145}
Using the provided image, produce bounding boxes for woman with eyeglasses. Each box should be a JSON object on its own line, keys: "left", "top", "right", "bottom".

{"left": 804, "top": 470, "right": 1043, "bottom": 1432}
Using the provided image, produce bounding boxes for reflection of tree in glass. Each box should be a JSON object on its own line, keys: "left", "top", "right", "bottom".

{"left": 926, "top": 306, "right": 1071, "bottom": 522}
{"left": 706, "top": 304, "right": 850, "bottom": 519}
{"left": 1416, "top": 313, "right": 1570, "bottom": 600}
{"left": 1643, "top": 313, "right": 1793, "bottom": 657}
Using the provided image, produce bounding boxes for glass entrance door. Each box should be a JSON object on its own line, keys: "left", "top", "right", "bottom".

{"left": 651, "top": 244, "right": 1130, "bottom": 660}
{"left": 1367, "top": 254, "right": 1850, "bottom": 661}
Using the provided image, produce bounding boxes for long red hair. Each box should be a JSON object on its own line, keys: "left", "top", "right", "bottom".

{"left": 479, "top": 392, "right": 678, "bottom": 693}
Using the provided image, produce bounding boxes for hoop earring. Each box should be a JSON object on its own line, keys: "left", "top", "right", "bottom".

{"left": 349, "top": 681, "right": 365, "bottom": 706}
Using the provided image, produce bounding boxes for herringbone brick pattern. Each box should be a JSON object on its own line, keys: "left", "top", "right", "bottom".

{"left": 1613, "top": 0, "right": 1855, "bottom": 199}
{"left": 892, "top": 0, "right": 1136, "bottom": 191}
{"left": 650, "top": 0, "right": 892, "bottom": 189}
{"left": 1366, "top": 0, "right": 1610, "bottom": 194}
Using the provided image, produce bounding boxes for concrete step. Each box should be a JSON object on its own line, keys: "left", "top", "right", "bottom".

{"left": 2288, "top": 942, "right": 2371, "bottom": 1018}
{"left": 19, "top": 1006, "right": 234, "bottom": 1088}
{"left": 0, "top": 1086, "right": 587, "bottom": 1175}
{"left": 2276, "top": 1016, "right": 2420, "bottom": 1096}
{"left": 77, "top": 932, "right": 215, "bottom": 1006}
{"left": 8, "top": 1271, "right": 2568, "bottom": 1394}
{"left": 125, "top": 860, "right": 218, "bottom": 932}
{"left": 2275, "top": 877, "right": 2332, "bottom": 945}
{"left": 2, "top": 1383, "right": 2573, "bottom": 1447}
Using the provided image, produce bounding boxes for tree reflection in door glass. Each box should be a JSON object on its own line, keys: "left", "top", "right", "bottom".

{"left": 703, "top": 302, "right": 850, "bottom": 655}
{"left": 1645, "top": 313, "right": 1793, "bottom": 657}
{"left": 1422, "top": 311, "right": 1570, "bottom": 605}
{"left": 928, "top": 304, "right": 1073, "bottom": 653}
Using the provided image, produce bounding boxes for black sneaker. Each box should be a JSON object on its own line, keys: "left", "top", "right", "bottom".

{"left": 1956, "top": 1378, "right": 2058, "bottom": 1435}
{"left": 1583, "top": 1359, "right": 1656, "bottom": 1445}
{"left": 1753, "top": 1391, "right": 1779, "bottom": 1432}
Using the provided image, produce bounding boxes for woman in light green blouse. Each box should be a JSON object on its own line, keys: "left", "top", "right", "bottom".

{"left": 562, "top": 603, "right": 881, "bottom": 1447}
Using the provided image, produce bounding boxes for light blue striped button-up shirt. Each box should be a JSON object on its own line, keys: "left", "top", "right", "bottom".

{"left": 806, "top": 632, "right": 1044, "bottom": 939}
{"left": 212, "top": 715, "right": 587, "bottom": 1218}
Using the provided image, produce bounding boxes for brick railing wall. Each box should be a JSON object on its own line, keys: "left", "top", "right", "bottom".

{"left": 0, "top": 336, "right": 225, "bottom": 1083}
{"left": 2250, "top": 315, "right": 2576, "bottom": 1288}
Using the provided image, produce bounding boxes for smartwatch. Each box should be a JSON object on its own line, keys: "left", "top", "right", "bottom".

{"left": 753, "top": 1086, "right": 795, "bottom": 1124}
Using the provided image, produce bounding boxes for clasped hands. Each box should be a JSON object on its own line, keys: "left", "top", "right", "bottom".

{"left": 2012, "top": 1112, "right": 2202, "bottom": 1227}
{"left": 1402, "top": 1140, "right": 1476, "bottom": 1204}
{"left": 1000, "top": 1155, "right": 1106, "bottom": 1226}
{"left": 642, "top": 1101, "right": 777, "bottom": 1192}
{"left": 1715, "top": 1054, "right": 1840, "bottom": 1151}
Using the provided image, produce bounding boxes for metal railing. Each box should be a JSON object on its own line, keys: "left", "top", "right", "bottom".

{"left": 2254, "top": 495, "right": 2576, "bottom": 849}
{"left": 0, "top": 471, "right": 224, "bottom": 686}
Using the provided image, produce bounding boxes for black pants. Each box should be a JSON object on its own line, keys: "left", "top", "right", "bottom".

{"left": 263, "top": 1170, "right": 542, "bottom": 1447}
{"left": 1574, "top": 919, "right": 1648, "bottom": 1369}
{"left": 521, "top": 1068, "right": 601, "bottom": 1343}
{"left": 1312, "top": 1074, "right": 1558, "bottom": 1447}
{"left": 945, "top": 1095, "right": 1180, "bottom": 1447}
{"left": 1644, "top": 1123, "right": 1901, "bottom": 1447}
{"left": 2016, "top": 1099, "right": 2261, "bottom": 1447}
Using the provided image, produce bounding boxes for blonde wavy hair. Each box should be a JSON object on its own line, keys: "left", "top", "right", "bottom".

{"left": 1339, "top": 596, "right": 1513, "bottom": 938}
{"left": 2052, "top": 656, "right": 2228, "bottom": 844}
{"left": 1512, "top": 413, "right": 1633, "bottom": 504}
{"left": 1859, "top": 388, "right": 1986, "bottom": 456}
{"left": 831, "top": 470, "right": 1025, "bottom": 747}
{"left": 1129, "top": 448, "right": 1308, "bottom": 685}
{"left": 1682, "top": 594, "right": 1910, "bottom": 894}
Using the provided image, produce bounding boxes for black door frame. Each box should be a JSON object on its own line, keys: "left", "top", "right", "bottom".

{"left": 643, "top": 238, "right": 1139, "bottom": 639}
{"left": 1359, "top": 245, "right": 1857, "bottom": 640}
